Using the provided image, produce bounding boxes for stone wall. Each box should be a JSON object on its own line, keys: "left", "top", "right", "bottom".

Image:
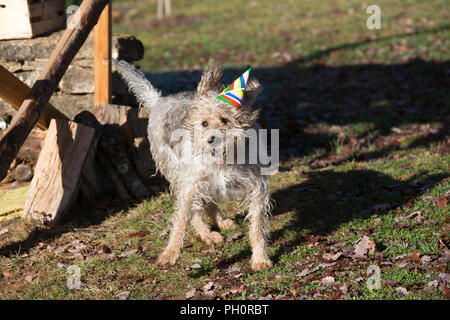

{"left": 0, "top": 30, "right": 144, "bottom": 122}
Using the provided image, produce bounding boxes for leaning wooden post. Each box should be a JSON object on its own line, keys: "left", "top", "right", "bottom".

{"left": 0, "top": 65, "right": 68, "bottom": 130}
{"left": 94, "top": 1, "right": 112, "bottom": 105}
{"left": 0, "top": 0, "right": 110, "bottom": 181}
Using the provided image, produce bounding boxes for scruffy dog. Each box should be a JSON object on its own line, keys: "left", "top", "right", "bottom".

{"left": 115, "top": 61, "right": 272, "bottom": 271}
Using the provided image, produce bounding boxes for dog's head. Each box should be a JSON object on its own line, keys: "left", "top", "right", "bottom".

{"left": 186, "top": 64, "right": 263, "bottom": 161}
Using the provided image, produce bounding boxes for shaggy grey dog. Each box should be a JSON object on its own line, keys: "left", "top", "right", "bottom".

{"left": 114, "top": 61, "right": 272, "bottom": 271}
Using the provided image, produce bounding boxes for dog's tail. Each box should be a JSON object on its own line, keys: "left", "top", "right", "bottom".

{"left": 113, "top": 59, "right": 161, "bottom": 111}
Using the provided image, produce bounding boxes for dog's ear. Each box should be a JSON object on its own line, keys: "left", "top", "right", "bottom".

{"left": 241, "top": 78, "right": 263, "bottom": 109}
{"left": 197, "top": 63, "right": 224, "bottom": 94}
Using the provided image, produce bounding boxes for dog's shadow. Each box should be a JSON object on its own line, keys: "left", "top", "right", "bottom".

{"left": 190, "top": 169, "right": 447, "bottom": 277}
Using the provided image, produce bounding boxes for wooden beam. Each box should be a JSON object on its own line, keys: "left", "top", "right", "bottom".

{"left": 94, "top": 1, "right": 112, "bottom": 105}
{"left": 0, "top": 0, "right": 110, "bottom": 181}
{"left": 0, "top": 64, "right": 68, "bottom": 130}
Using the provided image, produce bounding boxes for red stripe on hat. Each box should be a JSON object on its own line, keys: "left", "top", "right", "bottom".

{"left": 221, "top": 95, "right": 241, "bottom": 109}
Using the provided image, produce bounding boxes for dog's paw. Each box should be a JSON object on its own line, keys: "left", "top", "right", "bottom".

{"left": 202, "top": 231, "right": 224, "bottom": 246}
{"left": 156, "top": 249, "right": 179, "bottom": 267}
{"left": 218, "top": 218, "right": 238, "bottom": 230}
{"left": 251, "top": 259, "right": 273, "bottom": 271}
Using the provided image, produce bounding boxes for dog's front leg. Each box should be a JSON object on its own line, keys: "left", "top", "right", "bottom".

{"left": 248, "top": 196, "right": 273, "bottom": 271}
{"left": 157, "top": 190, "right": 195, "bottom": 267}
{"left": 191, "top": 210, "right": 224, "bottom": 246}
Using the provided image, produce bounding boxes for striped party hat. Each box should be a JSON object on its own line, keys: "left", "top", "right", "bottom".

{"left": 217, "top": 68, "right": 251, "bottom": 110}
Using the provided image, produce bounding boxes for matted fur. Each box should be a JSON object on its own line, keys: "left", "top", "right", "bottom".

{"left": 114, "top": 60, "right": 273, "bottom": 271}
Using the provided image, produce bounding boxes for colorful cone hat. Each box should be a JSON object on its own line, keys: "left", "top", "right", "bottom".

{"left": 217, "top": 68, "right": 251, "bottom": 110}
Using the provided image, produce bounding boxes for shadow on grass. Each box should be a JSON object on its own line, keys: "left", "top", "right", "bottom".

{"left": 189, "top": 169, "right": 447, "bottom": 277}
{"left": 268, "top": 169, "right": 447, "bottom": 263}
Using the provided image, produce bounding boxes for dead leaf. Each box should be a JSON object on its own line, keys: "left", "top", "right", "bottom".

{"left": 119, "top": 249, "right": 138, "bottom": 258}
{"left": 298, "top": 265, "right": 319, "bottom": 277}
{"left": 443, "top": 286, "right": 450, "bottom": 299}
{"left": 100, "top": 244, "right": 112, "bottom": 254}
{"left": 408, "top": 251, "right": 421, "bottom": 263}
{"left": 186, "top": 287, "right": 196, "bottom": 299}
{"left": 437, "top": 196, "right": 448, "bottom": 208}
{"left": 321, "top": 276, "right": 335, "bottom": 286}
{"left": 115, "top": 291, "right": 130, "bottom": 300}
{"left": 2, "top": 270, "right": 16, "bottom": 278}
{"left": 322, "top": 252, "right": 342, "bottom": 261}
{"left": 226, "top": 232, "right": 243, "bottom": 243}
{"left": 127, "top": 230, "right": 150, "bottom": 238}
{"left": 25, "top": 274, "right": 36, "bottom": 282}
{"left": 352, "top": 236, "right": 376, "bottom": 258}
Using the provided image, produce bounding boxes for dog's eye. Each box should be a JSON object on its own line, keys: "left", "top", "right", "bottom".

{"left": 221, "top": 117, "right": 229, "bottom": 125}
{"left": 202, "top": 121, "right": 208, "bottom": 127}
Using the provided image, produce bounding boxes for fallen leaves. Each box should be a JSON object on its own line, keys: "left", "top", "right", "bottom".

{"left": 408, "top": 251, "right": 421, "bottom": 264}
{"left": 226, "top": 232, "right": 243, "bottom": 243}
{"left": 436, "top": 194, "right": 448, "bottom": 208}
{"left": 119, "top": 249, "right": 138, "bottom": 259}
{"left": 186, "top": 287, "right": 196, "bottom": 299}
{"left": 126, "top": 229, "right": 150, "bottom": 238}
{"left": 352, "top": 236, "right": 375, "bottom": 258}
{"left": 115, "top": 291, "right": 130, "bottom": 300}
{"left": 322, "top": 251, "right": 342, "bottom": 262}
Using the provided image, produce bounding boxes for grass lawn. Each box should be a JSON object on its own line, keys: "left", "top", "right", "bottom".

{"left": 0, "top": 0, "right": 448, "bottom": 300}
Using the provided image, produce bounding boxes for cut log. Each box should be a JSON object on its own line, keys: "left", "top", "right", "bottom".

{"left": 0, "top": 0, "right": 110, "bottom": 181}
{"left": 92, "top": 104, "right": 154, "bottom": 182}
{"left": 22, "top": 119, "right": 96, "bottom": 224}
{"left": 75, "top": 108, "right": 150, "bottom": 200}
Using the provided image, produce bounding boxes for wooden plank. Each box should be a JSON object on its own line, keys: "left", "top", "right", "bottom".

{"left": 22, "top": 119, "right": 96, "bottom": 224}
{"left": 0, "top": 0, "right": 32, "bottom": 40}
{"left": 94, "top": 1, "right": 111, "bottom": 105}
{"left": 30, "top": 15, "right": 66, "bottom": 36}
{"left": 28, "top": 0, "right": 65, "bottom": 19}
{"left": 0, "top": 64, "right": 68, "bottom": 130}
{"left": 0, "top": 0, "right": 110, "bottom": 181}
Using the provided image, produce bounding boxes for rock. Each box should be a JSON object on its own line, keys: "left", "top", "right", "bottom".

{"left": 0, "top": 59, "right": 23, "bottom": 72}
{"left": 59, "top": 65, "right": 95, "bottom": 94}
{"left": 49, "top": 94, "right": 94, "bottom": 120}
{"left": 15, "top": 71, "right": 39, "bottom": 87}
{"left": 11, "top": 164, "right": 33, "bottom": 182}
{"left": 22, "top": 59, "right": 46, "bottom": 71}
{"left": 0, "top": 31, "right": 143, "bottom": 62}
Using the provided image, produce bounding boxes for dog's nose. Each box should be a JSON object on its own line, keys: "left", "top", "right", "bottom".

{"left": 207, "top": 136, "right": 216, "bottom": 144}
